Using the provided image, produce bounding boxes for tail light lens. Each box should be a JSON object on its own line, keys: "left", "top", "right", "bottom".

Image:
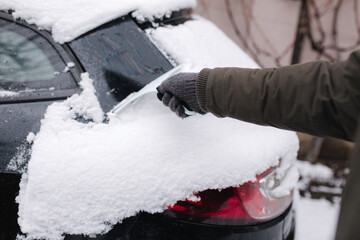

{"left": 165, "top": 166, "right": 293, "bottom": 226}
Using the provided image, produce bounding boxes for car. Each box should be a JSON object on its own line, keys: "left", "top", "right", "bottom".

{"left": 0, "top": 5, "right": 296, "bottom": 240}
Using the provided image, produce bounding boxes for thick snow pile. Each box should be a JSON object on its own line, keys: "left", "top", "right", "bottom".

{"left": 146, "top": 16, "right": 258, "bottom": 70}
{"left": 18, "top": 75, "right": 298, "bottom": 239}
{"left": 15, "top": 17, "right": 299, "bottom": 240}
{"left": 0, "top": 0, "right": 196, "bottom": 43}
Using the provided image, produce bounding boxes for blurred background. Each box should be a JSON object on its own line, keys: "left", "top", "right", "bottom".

{"left": 195, "top": 0, "right": 360, "bottom": 202}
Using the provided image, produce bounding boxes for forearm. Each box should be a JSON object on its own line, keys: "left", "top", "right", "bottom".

{"left": 196, "top": 51, "right": 360, "bottom": 141}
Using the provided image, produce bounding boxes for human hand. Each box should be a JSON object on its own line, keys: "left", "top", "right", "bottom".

{"left": 157, "top": 72, "right": 205, "bottom": 118}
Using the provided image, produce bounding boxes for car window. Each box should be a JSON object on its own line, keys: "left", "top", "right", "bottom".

{"left": 0, "top": 26, "right": 55, "bottom": 82}
{"left": 69, "top": 17, "right": 173, "bottom": 112}
{"left": 0, "top": 17, "right": 79, "bottom": 102}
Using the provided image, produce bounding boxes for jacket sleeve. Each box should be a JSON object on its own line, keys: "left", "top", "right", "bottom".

{"left": 196, "top": 51, "right": 360, "bottom": 141}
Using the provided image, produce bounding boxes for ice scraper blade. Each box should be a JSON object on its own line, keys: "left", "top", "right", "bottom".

{"left": 111, "top": 65, "right": 196, "bottom": 116}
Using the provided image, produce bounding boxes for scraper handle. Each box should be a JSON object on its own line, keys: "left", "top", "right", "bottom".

{"left": 184, "top": 107, "right": 196, "bottom": 116}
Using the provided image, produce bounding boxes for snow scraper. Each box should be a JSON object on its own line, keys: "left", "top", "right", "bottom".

{"left": 111, "top": 65, "right": 195, "bottom": 116}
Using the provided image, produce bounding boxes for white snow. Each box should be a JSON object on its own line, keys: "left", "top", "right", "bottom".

{"left": 17, "top": 75, "right": 298, "bottom": 239}
{"left": 295, "top": 196, "right": 340, "bottom": 240}
{"left": 67, "top": 62, "right": 75, "bottom": 68}
{"left": 146, "top": 16, "right": 259, "bottom": 70}
{"left": 295, "top": 160, "right": 333, "bottom": 181}
{"left": 0, "top": 0, "right": 196, "bottom": 43}
{"left": 271, "top": 166, "right": 299, "bottom": 198}
{"left": 15, "top": 13, "right": 299, "bottom": 240}
{"left": 294, "top": 160, "right": 343, "bottom": 194}
{"left": 309, "top": 185, "right": 343, "bottom": 195}
{"left": 294, "top": 160, "right": 342, "bottom": 240}
{"left": 26, "top": 132, "right": 36, "bottom": 144}
{"left": 0, "top": 89, "right": 18, "bottom": 97}
{"left": 68, "top": 73, "right": 104, "bottom": 123}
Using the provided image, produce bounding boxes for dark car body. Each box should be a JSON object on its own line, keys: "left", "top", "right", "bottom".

{"left": 0, "top": 10, "right": 295, "bottom": 240}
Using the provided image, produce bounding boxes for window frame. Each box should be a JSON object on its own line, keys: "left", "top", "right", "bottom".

{"left": 0, "top": 11, "right": 82, "bottom": 104}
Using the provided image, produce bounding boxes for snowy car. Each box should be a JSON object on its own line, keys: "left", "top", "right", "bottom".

{"left": 0, "top": 2, "right": 298, "bottom": 240}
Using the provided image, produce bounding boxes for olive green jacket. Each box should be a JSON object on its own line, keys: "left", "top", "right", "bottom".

{"left": 196, "top": 50, "right": 360, "bottom": 240}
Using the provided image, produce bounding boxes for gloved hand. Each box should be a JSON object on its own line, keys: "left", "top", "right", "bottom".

{"left": 157, "top": 72, "right": 205, "bottom": 118}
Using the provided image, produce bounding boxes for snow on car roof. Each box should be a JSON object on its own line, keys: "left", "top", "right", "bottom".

{"left": 0, "top": 0, "right": 196, "bottom": 43}
{"left": 11, "top": 10, "right": 299, "bottom": 240}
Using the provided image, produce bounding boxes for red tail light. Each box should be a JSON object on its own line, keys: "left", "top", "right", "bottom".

{"left": 165, "top": 167, "right": 293, "bottom": 226}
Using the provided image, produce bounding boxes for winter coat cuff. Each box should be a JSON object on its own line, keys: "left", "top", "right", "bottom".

{"left": 196, "top": 68, "right": 212, "bottom": 113}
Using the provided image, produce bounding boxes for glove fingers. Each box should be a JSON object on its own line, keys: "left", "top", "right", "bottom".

{"left": 175, "top": 104, "right": 188, "bottom": 118}
{"left": 169, "top": 97, "right": 188, "bottom": 118}
{"left": 157, "top": 91, "right": 164, "bottom": 101}
{"left": 162, "top": 92, "right": 172, "bottom": 107}
{"left": 156, "top": 85, "right": 165, "bottom": 95}
{"left": 169, "top": 96, "right": 180, "bottom": 112}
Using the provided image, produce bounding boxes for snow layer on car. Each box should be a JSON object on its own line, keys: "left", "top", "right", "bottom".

{"left": 0, "top": 89, "right": 18, "bottom": 97}
{"left": 146, "top": 16, "right": 259, "bottom": 70}
{"left": 17, "top": 18, "right": 299, "bottom": 239}
{"left": 0, "top": 0, "right": 196, "bottom": 43}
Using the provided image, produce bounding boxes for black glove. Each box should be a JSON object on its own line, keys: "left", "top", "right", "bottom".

{"left": 157, "top": 72, "right": 205, "bottom": 118}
